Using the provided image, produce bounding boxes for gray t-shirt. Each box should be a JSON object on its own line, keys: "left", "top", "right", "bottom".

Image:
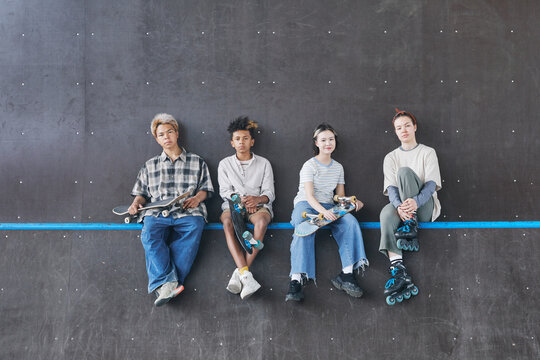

{"left": 293, "top": 157, "right": 345, "bottom": 206}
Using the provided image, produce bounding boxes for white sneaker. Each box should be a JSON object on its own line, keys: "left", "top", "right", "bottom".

{"left": 226, "top": 268, "right": 242, "bottom": 294}
{"left": 240, "top": 271, "right": 261, "bottom": 299}
{"left": 154, "top": 281, "right": 184, "bottom": 307}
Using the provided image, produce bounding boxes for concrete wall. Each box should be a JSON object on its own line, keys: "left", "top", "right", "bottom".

{"left": 1, "top": 1, "right": 539, "bottom": 359}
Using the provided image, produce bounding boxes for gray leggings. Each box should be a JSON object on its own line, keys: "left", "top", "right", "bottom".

{"left": 379, "top": 167, "right": 434, "bottom": 257}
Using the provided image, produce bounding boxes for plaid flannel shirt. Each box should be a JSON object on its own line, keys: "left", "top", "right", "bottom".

{"left": 131, "top": 149, "right": 214, "bottom": 221}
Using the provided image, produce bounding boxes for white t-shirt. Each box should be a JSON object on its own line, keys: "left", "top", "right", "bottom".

{"left": 383, "top": 144, "right": 442, "bottom": 221}
{"left": 293, "top": 157, "right": 345, "bottom": 206}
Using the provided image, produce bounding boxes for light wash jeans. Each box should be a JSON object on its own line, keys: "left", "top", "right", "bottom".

{"left": 289, "top": 201, "right": 369, "bottom": 280}
{"left": 141, "top": 215, "right": 205, "bottom": 293}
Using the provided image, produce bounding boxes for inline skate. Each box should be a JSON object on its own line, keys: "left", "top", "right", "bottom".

{"left": 384, "top": 262, "right": 419, "bottom": 305}
{"left": 395, "top": 213, "right": 419, "bottom": 251}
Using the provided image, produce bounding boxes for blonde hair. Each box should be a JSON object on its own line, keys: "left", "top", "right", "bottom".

{"left": 151, "top": 113, "right": 179, "bottom": 137}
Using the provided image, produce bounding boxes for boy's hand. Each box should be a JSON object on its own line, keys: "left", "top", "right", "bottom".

{"left": 242, "top": 195, "right": 260, "bottom": 208}
{"left": 183, "top": 196, "right": 201, "bottom": 209}
{"left": 246, "top": 206, "right": 258, "bottom": 214}
{"left": 354, "top": 199, "right": 364, "bottom": 212}
{"left": 128, "top": 202, "right": 143, "bottom": 215}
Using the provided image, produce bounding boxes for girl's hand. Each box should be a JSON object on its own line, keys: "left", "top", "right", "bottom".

{"left": 400, "top": 198, "right": 418, "bottom": 213}
{"left": 321, "top": 209, "right": 338, "bottom": 221}
{"left": 354, "top": 199, "right": 364, "bottom": 212}
{"left": 397, "top": 207, "right": 413, "bottom": 222}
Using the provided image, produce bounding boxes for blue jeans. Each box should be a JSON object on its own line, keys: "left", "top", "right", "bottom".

{"left": 289, "top": 201, "right": 369, "bottom": 280}
{"left": 141, "top": 215, "right": 205, "bottom": 293}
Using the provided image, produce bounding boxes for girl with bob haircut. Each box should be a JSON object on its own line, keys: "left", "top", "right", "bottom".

{"left": 285, "top": 123, "right": 369, "bottom": 302}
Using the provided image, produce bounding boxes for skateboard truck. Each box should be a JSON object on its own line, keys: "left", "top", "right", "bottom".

{"left": 333, "top": 195, "right": 356, "bottom": 209}
{"left": 301, "top": 211, "right": 324, "bottom": 225}
{"left": 242, "top": 231, "right": 264, "bottom": 250}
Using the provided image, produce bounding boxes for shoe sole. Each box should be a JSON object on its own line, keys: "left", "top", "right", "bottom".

{"left": 154, "top": 285, "right": 185, "bottom": 307}
{"left": 240, "top": 283, "right": 261, "bottom": 300}
{"left": 331, "top": 279, "right": 363, "bottom": 298}
{"left": 226, "top": 282, "right": 242, "bottom": 294}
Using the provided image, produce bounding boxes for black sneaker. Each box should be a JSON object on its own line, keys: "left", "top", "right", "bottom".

{"left": 331, "top": 272, "right": 364, "bottom": 298}
{"left": 285, "top": 280, "right": 304, "bottom": 302}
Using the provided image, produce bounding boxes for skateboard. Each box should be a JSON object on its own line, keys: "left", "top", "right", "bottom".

{"left": 112, "top": 189, "right": 192, "bottom": 223}
{"left": 294, "top": 195, "right": 357, "bottom": 237}
{"left": 228, "top": 194, "right": 264, "bottom": 254}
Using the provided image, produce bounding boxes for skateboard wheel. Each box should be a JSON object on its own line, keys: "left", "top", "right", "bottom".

{"left": 302, "top": 211, "right": 308, "bottom": 218}
{"left": 256, "top": 241, "right": 264, "bottom": 250}
{"left": 333, "top": 194, "right": 340, "bottom": 202}
{"left": 124, "top": 217, "right": 131, "bottom": 224}
{"left": 161, "top": 209, "right": 170, "bottom": 217}
{"left": 242, "top": 231, "right": 252, "bottom": 240}
{"left": 231, "top": 194, "right": 241, "bottom": 203}
{"left": 317, "top": 213, "right": 324, "bottom": 220}
{"left": 349, "top": 196, "right": 356, "bottom": 203}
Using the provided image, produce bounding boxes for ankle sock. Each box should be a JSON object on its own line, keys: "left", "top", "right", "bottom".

{"left": 239, "top": 266, "right": 249, "bottom": 275}
{"left": 389, "top": 255, "right": 402, "bottom": 265}
{"left": 291, "top": 273, "right": 302, "bottom": 282}
{"left": 342, "top": 264, "right": 353, "bottom": 274}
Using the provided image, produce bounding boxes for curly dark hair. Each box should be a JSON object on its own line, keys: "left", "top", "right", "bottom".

{"left": 227, "top": 116, "right": 258, "bottom": 139}
{"left": 312, "top": 123, "right": 339, "bottom": 155}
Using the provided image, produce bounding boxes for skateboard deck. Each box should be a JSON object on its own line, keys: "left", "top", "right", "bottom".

{"left": 294, "top": 195, "right": 357, "bottom": 237}
{"left": 113, "top": 189, "right": 192, "bottom": 223}
{"left": 228, "top": 194, "right": 263, "bottom": 254}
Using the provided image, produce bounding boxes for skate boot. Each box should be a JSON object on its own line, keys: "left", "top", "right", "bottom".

{"left": 384, "top": 262, "right": 419, "bottom": 305}
{"left": 395, "top": 214, "right": 419, "bottom": 251}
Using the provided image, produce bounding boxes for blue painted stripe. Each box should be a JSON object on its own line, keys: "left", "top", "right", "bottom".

{"left": 0, "top": 221, "right": 539, "bottom": 230}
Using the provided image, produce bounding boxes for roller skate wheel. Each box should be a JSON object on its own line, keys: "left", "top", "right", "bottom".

{"left": 124, "top": 217, "right": 131, "bottom": 224}
{"left": 411, "top": 286, "right": 419, "bottom": 296}
{"left": 396, "top": 294, "right": 404, "bottom": 303}
{"left": 161, "top": 209, "right": 170, "bottom": 217}
{"left": 301, "top": 211, "right": 308, "bottom": 219}
{"left": 397, "top": 239, "right": 404, "bottom": 250}
{"left": 242, "top": 231, "right": 252, "bottom": 240}
{"left": 403, "top": 291, "right": 411, "bottom": 299}
{"left": 386, "top": 296, "right": 396, "bottom": 306}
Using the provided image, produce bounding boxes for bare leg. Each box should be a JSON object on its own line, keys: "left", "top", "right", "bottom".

{"left": 221, "top": 211, "right": 248, "bottom": 269}
{"left": 246, "top": 211, "right": 271, "bottom": 267}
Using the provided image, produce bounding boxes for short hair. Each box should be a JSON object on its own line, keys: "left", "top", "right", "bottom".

{"left": 151, "top": 113, "right": 179, "bottom": 137}
{"left": 312, "top": 123, "right": 339, "bottom": 155}
{"left": 392, "top": 108, "right": 417, "bottom": 126}
{"left": 227, "top": 116, "right": 258, "bottom": 138}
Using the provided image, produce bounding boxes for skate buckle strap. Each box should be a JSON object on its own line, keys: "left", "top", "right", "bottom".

{"left": 397, "top": 224, "right": 410, "bottom": 232}
{"left": 385, "top": 279, "right": 395, "bottom": 289}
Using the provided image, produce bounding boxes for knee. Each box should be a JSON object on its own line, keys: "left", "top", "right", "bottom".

{"left": 222, "top": 218, "right": 233, "bottom": 230}
{"left": 397, "top": 167, "right": 415, "bottom": 179}
{"left": 254, "top": 217, "right": 269, "bottom": 229}
{"left": 341, "top": 213, "right": 359, "bottom": 227}
{"left": 380, "top": 204, "right": 398, "bottom": 222}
